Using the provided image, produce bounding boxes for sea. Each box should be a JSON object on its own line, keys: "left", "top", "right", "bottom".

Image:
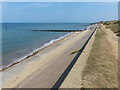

{"left": 2, "top": 23, "right": 91, "bottom": 70}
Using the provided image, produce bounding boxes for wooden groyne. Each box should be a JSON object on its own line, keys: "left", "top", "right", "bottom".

{"left": 31, "top": 29, "right": 84, "bottom": 32}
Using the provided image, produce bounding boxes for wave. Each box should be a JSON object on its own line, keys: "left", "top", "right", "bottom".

{"left": 1, "top": 32, "right": 72, "bottom": 71}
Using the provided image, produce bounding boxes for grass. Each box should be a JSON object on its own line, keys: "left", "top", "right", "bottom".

{"left": 82, "top": 25, "right": 118, "bottom": 88}
{"left": 103, "top": 20, "right": 120, "bottom": 36}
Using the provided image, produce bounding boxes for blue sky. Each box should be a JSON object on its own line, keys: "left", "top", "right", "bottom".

{"left": 2, "top": 2, "right": 118, "bottom": 23}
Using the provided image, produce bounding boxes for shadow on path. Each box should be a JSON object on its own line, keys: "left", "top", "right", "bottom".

{"left": 51, "top": 26, "right": 98, "bottom": 89}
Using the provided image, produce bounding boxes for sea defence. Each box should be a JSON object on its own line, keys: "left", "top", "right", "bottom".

{"left": 31, "top": 23, "right": 96, "bottom": 32}
{"left": 31, "top": 29, "right": 84, "bottom": 32}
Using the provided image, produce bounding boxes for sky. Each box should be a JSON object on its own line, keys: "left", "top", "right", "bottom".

{"left": 1, "top": 0, "right": 119, "bottom": 2}
{"left": 2, "top": 2, "right": 118, "bottom": 23}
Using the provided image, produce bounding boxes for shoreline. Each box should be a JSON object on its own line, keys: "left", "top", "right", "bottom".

{"left": 3, "top": 24, "right": 96, "bottom": 88}
{"left": 2, "top": 31, "right": 83, "bottom": 88}
{"left": 2, "top": 23, "right": 93, "bottom": 72}
{"left": 1, "top": 32, "right": 73, "bottom": 72}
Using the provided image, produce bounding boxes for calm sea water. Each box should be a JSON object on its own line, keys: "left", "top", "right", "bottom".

{"left": 2, "top": 23, "right": 90, "bottom": 70}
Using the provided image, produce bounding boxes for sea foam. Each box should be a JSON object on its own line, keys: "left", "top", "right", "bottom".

{"left": 1, "top": 32, "right": 71, "bottom": 71}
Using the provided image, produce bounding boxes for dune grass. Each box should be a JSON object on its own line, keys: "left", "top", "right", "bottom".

{"left": 82, "top": 25, "right": 118, "bottom": 88}
{"left": 103, "top": 20, "right": 120, "bottom": 36}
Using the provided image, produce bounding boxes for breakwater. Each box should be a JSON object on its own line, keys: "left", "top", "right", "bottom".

{"left": 32, "top": 29, "right": 84, "bottom": 32}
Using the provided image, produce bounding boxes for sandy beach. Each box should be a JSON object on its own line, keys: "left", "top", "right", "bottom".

{"left": 2, "top": 24, "right": 97, "bottom": 88}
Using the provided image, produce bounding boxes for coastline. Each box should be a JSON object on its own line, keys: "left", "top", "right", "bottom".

{"left": 2, "top": 31, "right": 82, "bottom": 88}
{"left": 2, "top": 24, "right": 96, "bottom": 88}
{"left": 1, "top": 32, "right": 72, "bottom": 71}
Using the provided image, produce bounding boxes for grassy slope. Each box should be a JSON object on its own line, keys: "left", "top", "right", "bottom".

{"left": 102, "top": 20, "right": 120, "bottom": 36}
{"left": 82, "top": 25, "right": 118, "bottom": 88}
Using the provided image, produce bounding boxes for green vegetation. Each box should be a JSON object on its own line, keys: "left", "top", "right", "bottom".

{"left": 82, "top": 25, "right": 118, "bottom": 88}
{"left": 102, "top": 20, "right": 120, "bottom": 36}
